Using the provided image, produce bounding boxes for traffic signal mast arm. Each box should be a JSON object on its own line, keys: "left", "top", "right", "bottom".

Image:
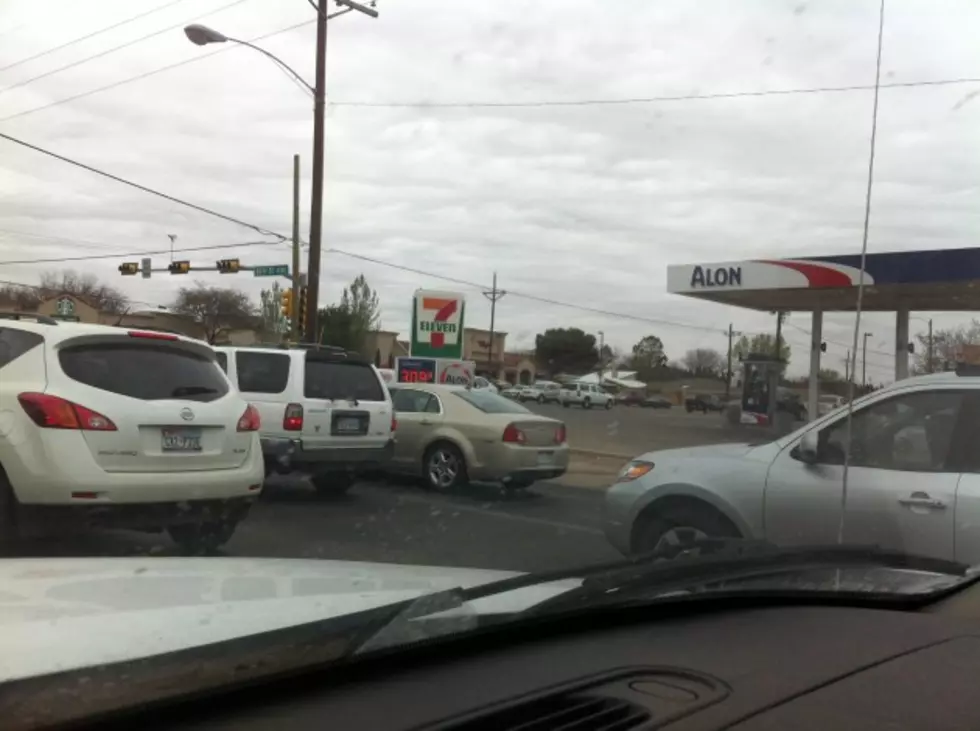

{"left": 118, "top": 259, "right": 291, "bottom": 278}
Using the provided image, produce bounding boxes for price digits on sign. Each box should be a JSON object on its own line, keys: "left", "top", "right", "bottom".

{"left": 398, "top": 359, "right": 437, "bottom": 383}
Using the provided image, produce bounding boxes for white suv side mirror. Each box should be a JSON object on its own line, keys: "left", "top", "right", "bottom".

{"left": 796, "top": 430, "right": 820, "bottom": 465}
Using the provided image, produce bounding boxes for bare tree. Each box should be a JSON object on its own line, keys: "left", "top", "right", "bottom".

{"left": 171, "top": 284, "right": 257, "bottom": 344}
{"left": 0, "top": 283, "right": 42, "bottom": 311}
{"left": 38, "top": 269, "right": 129, "bottom": 313}
{"left": 912, "top": 319, "right": 980, "bottom": 374}
{"left": 682, "top": 348, "right": 725, "bottom": 378}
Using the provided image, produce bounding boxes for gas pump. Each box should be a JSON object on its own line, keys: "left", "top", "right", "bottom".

{"left": 739, "top": 353, "right": 782, "bottom": 427}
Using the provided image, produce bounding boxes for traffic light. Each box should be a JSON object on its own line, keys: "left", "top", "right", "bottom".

{"left": 298, "top": 286, "right": 309, "bottom": 335}
{"left": 118, "top": 262, "right": 139, "bottom": 276}
{"left": 280, "top": 290, "right": 293, "bottom": 320}
{"left": 216, "top": 258, "right": 240, "bottom": 274}
{"left": 820, "top": 342, "right": 827, "bottom": 353}
{"left": 168, "top": 260, "right": 191, "bottom": 274}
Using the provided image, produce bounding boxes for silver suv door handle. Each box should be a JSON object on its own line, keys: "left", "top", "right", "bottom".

{"left": 898, "top": 492, "right": 947, "bottom": 510}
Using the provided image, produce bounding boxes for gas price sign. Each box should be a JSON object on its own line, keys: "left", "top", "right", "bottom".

{"left": 396, "top": 357, "right": 438, "bottom": 384}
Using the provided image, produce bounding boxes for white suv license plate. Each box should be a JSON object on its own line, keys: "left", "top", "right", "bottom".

{"left": 162, "top": 427, "right": 202, "bottom": 452}
{"left": 336, "top": 417, "right": 362, "bottom": 433}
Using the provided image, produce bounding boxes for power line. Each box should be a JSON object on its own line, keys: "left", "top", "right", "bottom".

{"left": 0, "top": 130, "right": 288, "bottom": 241}
{"left": 326, "top": 247, "right": 727, "bottom": 335}
{"left": 329, "top": 77, "right": 980, "bottom": 109}
{"left": 0, "top": 0, "right": 250, "bottom": 97}
{"left": 0, "top": 0, "right": 191, "bottom": 74}
{"left": 0, "top": 239, "right": 285, "bottom": 266}
{"left": 0, "top": 18, "right": 317, "bottom": 124}
{"left": 0, "top": 227, "right": 141, "bottom": 252}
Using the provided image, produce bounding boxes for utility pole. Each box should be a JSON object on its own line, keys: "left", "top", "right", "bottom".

{"left": 845, "top": 349, "right": 851, "bottom": 383}
{"left": 927, "top": 318, "right": 934, "bottom": 373}
{"left": 291, "top": 154, "right": 301, "bottom": 341}
{"left": 167, "top": 234, "right": 177, "bottom": 262}
{"left": 725, "top": 324, "right": 734, "bottom": 399}
{"left": 305, "top": 3, "right": 328, "bottom": 344}
{"left": 774, "top": 311, "right": 784, "bottom": 363}
{"left": 598, "top": 331, "right": 605, "bottom": 382}
{"left": 481, "top": 272, "right": 506, "bottom": 381}
{"left": 862, "top": 338, "right": 867, "bottom": 388}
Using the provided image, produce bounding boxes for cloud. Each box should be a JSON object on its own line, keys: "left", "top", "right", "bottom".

{"left": 0, "top": 0, "right": 977, "bottom": 378}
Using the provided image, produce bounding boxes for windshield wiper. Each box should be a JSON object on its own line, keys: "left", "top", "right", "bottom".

{"left": 521, "top": 544, "right": 971, "bottom": 617}
{"left": 451, "top": 540, "right": 969, "bottom": 612}
{"left": 343, "top": 542, "right": 970, "bottom": 658}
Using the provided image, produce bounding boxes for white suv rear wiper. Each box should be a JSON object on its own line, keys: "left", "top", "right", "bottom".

{"left": 170, "top": 385, "right": 220, "bottom": 397}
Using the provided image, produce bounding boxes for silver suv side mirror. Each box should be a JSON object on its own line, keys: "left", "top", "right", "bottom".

{"left": 796, "top": 430, "right": 820, "bottom": 465}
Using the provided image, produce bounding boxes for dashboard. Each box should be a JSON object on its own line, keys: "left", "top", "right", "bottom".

{"left": 103, "top": 585, "right": 980, "bottom": 731}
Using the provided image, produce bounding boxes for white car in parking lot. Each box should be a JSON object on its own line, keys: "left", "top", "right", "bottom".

{"left": 559, "top": 382, "right": 614, "bottom": 410}
{"left": 0, "top": 315, "right": 264, "bottom": 551}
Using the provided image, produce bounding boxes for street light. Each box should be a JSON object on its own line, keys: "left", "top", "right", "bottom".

{"left": 183, "top": 24, "right": 313, "bottom": 94}
{"left": 183, "top": 0, "right": 379, "bottom": 343}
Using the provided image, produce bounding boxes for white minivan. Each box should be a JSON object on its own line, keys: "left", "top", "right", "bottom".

{"left": 215, "top": 345, "right": 395, "bottom": 496}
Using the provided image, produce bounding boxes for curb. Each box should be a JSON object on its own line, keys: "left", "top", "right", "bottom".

{"left": 569, "top": 448, "right": 633, "bottom": 460}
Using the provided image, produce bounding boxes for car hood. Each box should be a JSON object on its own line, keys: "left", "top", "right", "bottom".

{"left": 639, "top": 442, "right": 762, "bottom": 462}
{"left": 0, "top": 557, "right": 574, "bottom": 684}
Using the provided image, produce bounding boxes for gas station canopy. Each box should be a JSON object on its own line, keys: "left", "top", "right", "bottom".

{"left": 666, "top": 247, "right": 980, "bottom": 312}
{"left": 666, "top": 246, "right": 980, "bottom": 423}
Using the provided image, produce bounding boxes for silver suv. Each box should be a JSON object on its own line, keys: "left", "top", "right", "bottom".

{"left": 605, "top": 366, "right": 980, "bottom": 562}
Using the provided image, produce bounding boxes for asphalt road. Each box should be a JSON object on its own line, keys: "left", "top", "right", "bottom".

{"left": 4, "top": 407, "right": 765, "bottom": 572}
{"left": 5, "top": 476, "right": 621, "bottom": 573}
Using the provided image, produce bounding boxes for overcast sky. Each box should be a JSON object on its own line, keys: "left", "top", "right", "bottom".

{"left": 0, "top": 0, "right": 977, "bottom": 380}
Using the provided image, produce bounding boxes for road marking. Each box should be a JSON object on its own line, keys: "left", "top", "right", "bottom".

{"left": 366, "top": 487, "right": 605, "bottom": 536}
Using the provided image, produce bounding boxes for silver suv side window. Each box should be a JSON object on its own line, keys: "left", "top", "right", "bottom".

{"left": 818, "top": 390, "right": 966, "bottom": 473}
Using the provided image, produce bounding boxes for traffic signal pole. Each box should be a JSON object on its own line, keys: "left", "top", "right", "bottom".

{"left": 291, "top": 154, "right": 301, "bottom": 341}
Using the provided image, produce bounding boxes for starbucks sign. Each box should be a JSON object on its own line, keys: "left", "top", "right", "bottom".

{"left": 52, "top": 296, "right": 81, "bottom": 321}
{"left": 55, "top": 297, "right": 75, "bottom": 317}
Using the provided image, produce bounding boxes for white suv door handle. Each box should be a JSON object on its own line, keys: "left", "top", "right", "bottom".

{"left": 898, "top": 492, "right": 947, "bottom": 510}
{"left": 419, "top": 419, "right": 433, "bottom": 426}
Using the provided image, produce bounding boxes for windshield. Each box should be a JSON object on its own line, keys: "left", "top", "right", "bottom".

{"left": 1, "top": 0, "right": 979, "bottom": 716}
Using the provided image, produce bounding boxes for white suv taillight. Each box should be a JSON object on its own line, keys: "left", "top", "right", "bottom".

{"left": 502, "top": 423, "right": 526, "bottom": 444}
{"left": 237, "top": 404, "right": 261, "bottom": 432}
{"left": 283, "top": 403, "right": 303, "bottom": 431}
{"left": 555, "top": 424, "right": 567, "bottom": 444}
{"left": 17, "top": 393, "right": 117, "bottom": 431}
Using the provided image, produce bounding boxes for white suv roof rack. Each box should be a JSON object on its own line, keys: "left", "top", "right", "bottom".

{"left": 0, "top": 311, "right": 59, "bottom": 325}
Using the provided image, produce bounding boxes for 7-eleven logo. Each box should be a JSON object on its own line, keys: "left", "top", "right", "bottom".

{"left": 419, "top": 296, "right": 459, "bottom": 349}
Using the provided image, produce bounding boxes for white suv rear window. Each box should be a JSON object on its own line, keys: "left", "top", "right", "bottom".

{"left": 304, "top": 359, "right": 384, "bottom": 401}
{"left": 59, "top": 342, "right": 229, "bottom": 402}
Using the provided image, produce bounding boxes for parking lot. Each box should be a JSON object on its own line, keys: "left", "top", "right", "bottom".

{"left": 3, "top": 402, "right": 770, "bottom": 572}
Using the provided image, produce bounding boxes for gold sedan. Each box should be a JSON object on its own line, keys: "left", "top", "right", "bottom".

{"left": 387, "top": 384, "right": 570, "bottom": 491}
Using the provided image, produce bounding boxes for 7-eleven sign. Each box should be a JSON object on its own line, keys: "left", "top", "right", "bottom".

{"left": 410, "top": 290, "right": 466, "bottom": 358}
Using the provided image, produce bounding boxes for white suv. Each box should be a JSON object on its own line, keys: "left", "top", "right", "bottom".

{"left": 559, "top": 382, "right": 614, "bottom": 409}
{"left": 0, "top": 316, "right": 264, "bottom": 552}
{"left": 215, "top": 345, "right": 395, "bottom": 496}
